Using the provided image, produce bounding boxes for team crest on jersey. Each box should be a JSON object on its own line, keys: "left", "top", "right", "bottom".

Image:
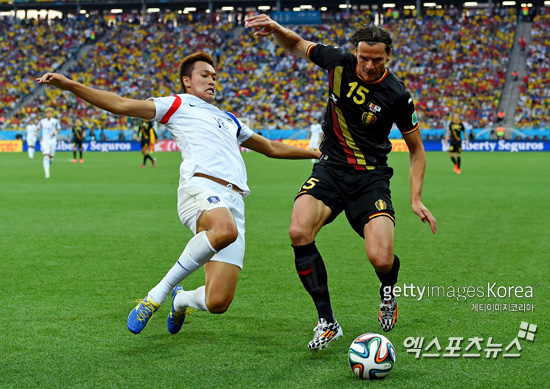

{"left": 362, "top": 112, "right": 377, "bottom": 126}
{"left": 367, "top": 102, "right": 381, "bottom": 113}
{"left": 207, "top": 196, "right": 220, "bottom": 204}
{"left": 375, "top": 199, "right": 387, "bottom": 211}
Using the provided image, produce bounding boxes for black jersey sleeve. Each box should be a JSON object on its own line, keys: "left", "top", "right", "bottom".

{"left": 394, "top": 89, "right": 419, "bottom": 135}
{"left": 307, "top": 44, "right": 352, "bottom": 71}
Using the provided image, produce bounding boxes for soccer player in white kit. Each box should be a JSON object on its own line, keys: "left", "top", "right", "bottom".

{"left": 308, "top": 122, "right": 322, "bottom": 163}
{"left": 36, "top": 52, "right": 321, "bottom": 335}
{"left": 38, "top": 107, "right": 61, "bottom": 178}
{"left": 25, "top": 119, "right": 39, "bottom": 159}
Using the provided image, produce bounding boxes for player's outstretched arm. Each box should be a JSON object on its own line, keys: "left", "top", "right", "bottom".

{"left": 36, "top": 73, "right": 155, "bottom": 120}
{"left": 245, "top": 14, "right": 314, "bottom": 60}
{"left": 403, "top": 130, "right": 437, "bottom": 234}
{"left": 242, "top": 133, "right": 321, "bottom": 160}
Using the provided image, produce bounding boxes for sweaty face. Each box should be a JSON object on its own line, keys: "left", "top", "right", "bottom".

{"left": 355, "top": 42, "right": 390, "bottom": 82}
{"left": 182, "top": 61, "right": 217, "bottom": 103}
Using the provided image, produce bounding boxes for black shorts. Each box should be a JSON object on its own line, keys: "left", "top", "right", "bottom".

{"left": 296, "top": 163, "right": 395, "bottom": 237}
{"left": 141, "top": 141, "right": 150, "bottom": 148}
{"left": 449, "top": 140, "right": 462, "bottom": 153}
{"left": 73, "top": 141, "right": 83, "bottom": 148}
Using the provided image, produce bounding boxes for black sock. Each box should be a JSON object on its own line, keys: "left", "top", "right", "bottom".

{"left": 451, "top": 156, "right": 457, "bottom": 165}
{"left": 147, "top": 154, "right": 154, "bottom": 162}
{"left": 73, "top": 151, "right": 76, "bottom": 159}
{"left": 80, "top": 150, "right": 83, "bottom": 159}
{"left": 376, "top": 255, "right": 401, "bottom": 302}
{"left": 457, "top": 156, "right": 461, "bottom": 168}
{"left": 293, "top": 242, "right": 334, "bottom": 322}
{"left": 143, "top": 155, "right": 147, "bottom": 164}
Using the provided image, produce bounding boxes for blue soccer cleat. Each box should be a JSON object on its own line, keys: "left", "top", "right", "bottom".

{"left": 167, "top": 285, "right": 188, "bottom": 334}
{"left": 127, "top": 296, "right": 160, "bottom": 334}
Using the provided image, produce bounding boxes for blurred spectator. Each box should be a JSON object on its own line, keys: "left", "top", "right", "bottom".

{"left": 519, "top": 37, "right": 526, "bottom": 52}
{"left": 496, "top": 124, "right": 505, "bottom": 139}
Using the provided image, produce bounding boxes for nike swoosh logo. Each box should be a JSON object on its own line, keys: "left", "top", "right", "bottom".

{"left": 189, "top": 103, "right": 196, "bottom": 107}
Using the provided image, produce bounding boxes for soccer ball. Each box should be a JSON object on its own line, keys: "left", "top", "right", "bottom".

{"left": 348, "top": 333, "right": 396, "bottom": 380}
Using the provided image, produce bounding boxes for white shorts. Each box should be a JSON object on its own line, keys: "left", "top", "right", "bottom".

{"left": 27, "top": 137, "right": 37, "bottom": 147}
{"left": 41, "top": 141, "right": 57, "bottom": 156}
{"left": 309, "top": 134, "right": 320, "bottom": 149}
{"left": 177, "top": 176, "right": 246, "bottom": 269}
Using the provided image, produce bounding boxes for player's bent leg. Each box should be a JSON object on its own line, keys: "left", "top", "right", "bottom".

{"left": 147, "top": 230, "right": 217, "bottom": 305}
{"left": 364, "top": 217, "right": 395, "bottom": 272}
{"left": 364, "top": 217, "right": 399, "bottom": 332}
{"left": 290, "top": 195, "right": 343, "bottom": 350}
{"left": 196, "top": 207, "right": 239, "bottom": 251}
{"left": 289, "top": 194, "right": 332, "bottom": 246}
{"left": 203, "top": 261, "right": 240, "bottom": 313}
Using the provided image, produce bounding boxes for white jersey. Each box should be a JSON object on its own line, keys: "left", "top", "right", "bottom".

{"left": 26, "top": 124, "right": 38, "bottom": 140}
{"left": 39, "top": 118, "right": 61, "bottom": 143}
{"left": 151, "top": 94, "right": 254, "bottom": 196}
{"left": 309, "top": 123, "right": 322, "bottom": 149}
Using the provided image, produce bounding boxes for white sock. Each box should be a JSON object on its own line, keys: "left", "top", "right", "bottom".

{"left": 147, "top": 231, "right": 216, "bottom": 305}
{"left": 29, "top": 148, "right": 34, "bottom": 159}
{"left": 43, "top": 156, "right": 50, "bottom": 176}
{"left": 175, "top": 285, "right": 208, "bottom": 311}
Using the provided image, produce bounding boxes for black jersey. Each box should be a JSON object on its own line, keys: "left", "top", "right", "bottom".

{"left": 72, "top": 126, "right": 85, "bottom": 142}
{"left": 138, "top": 122, "right": 155, "bottom": 143}
{"left": 448, "top": 122, "right": 465, "bottom": 142}
{"left": 307, "top": 44, "right": 419, "bottom": 169}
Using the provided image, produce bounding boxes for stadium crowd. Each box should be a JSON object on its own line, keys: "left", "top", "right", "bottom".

{"left": 0, "top": 16, "right": 92, "bottom": 119}
{"left": 390, "top": 7, "right": 515, "bottom": 129}
{"left": 515, "top": 11, "right": 550, "bottom": 129}
{"left": 1, "top": 5, "right": 549, "bottom": 136}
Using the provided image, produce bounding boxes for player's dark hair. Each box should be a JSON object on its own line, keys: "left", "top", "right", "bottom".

{"left": 351, "top": 25, "right": 393, "bottom": 54}
{"left": 179, "top": 52, "right": 215, "bottom": 92}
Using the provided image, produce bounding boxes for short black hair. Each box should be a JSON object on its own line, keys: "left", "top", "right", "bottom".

{"left": 351, "top": 25, "right": 393, "bottom": 54}
{"left": 179, "top": 52, "right": 215, "bottom": 92}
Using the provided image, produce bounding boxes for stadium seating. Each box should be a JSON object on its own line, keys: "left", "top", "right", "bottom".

{"left": 390, "top": 7, "right": 516, "bottom": 130}
{"left": 0, "top": 17, "right": 91, "bottom": 125}
{"left": 3, "top": 6, "right": 549, "bottom": 138}
{"left": 515, "top": 12, "right": 550, "bottom": 130}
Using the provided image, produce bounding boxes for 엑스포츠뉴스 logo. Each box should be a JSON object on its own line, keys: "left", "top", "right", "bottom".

{"left": 375, "top": 199, "right": 387, "bottom": 211}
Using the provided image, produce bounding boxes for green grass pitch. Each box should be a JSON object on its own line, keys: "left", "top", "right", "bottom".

{"left": 0, "top": 150, "right": 548, "bottom": 388}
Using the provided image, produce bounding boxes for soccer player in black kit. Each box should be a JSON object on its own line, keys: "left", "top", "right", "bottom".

{"left": 445, "top": 113, "right": 469, "bottom": 174}
{"left": 246, "top": 15, "right": 437, "bottom": 351}
{"left": 137, "top": 121, "right": 157, "bottom": 168}
{"left": 70, "top": 118, "right": 86, "bottom": 163}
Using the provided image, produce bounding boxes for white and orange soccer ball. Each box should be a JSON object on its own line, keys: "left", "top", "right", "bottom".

{"left": 348, "top": 333, "right": 396, "bottom": 380}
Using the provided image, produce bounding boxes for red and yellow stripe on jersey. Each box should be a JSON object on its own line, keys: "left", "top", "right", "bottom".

{"left": 329, "top": 65, "right": 374, "bottom": 171}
